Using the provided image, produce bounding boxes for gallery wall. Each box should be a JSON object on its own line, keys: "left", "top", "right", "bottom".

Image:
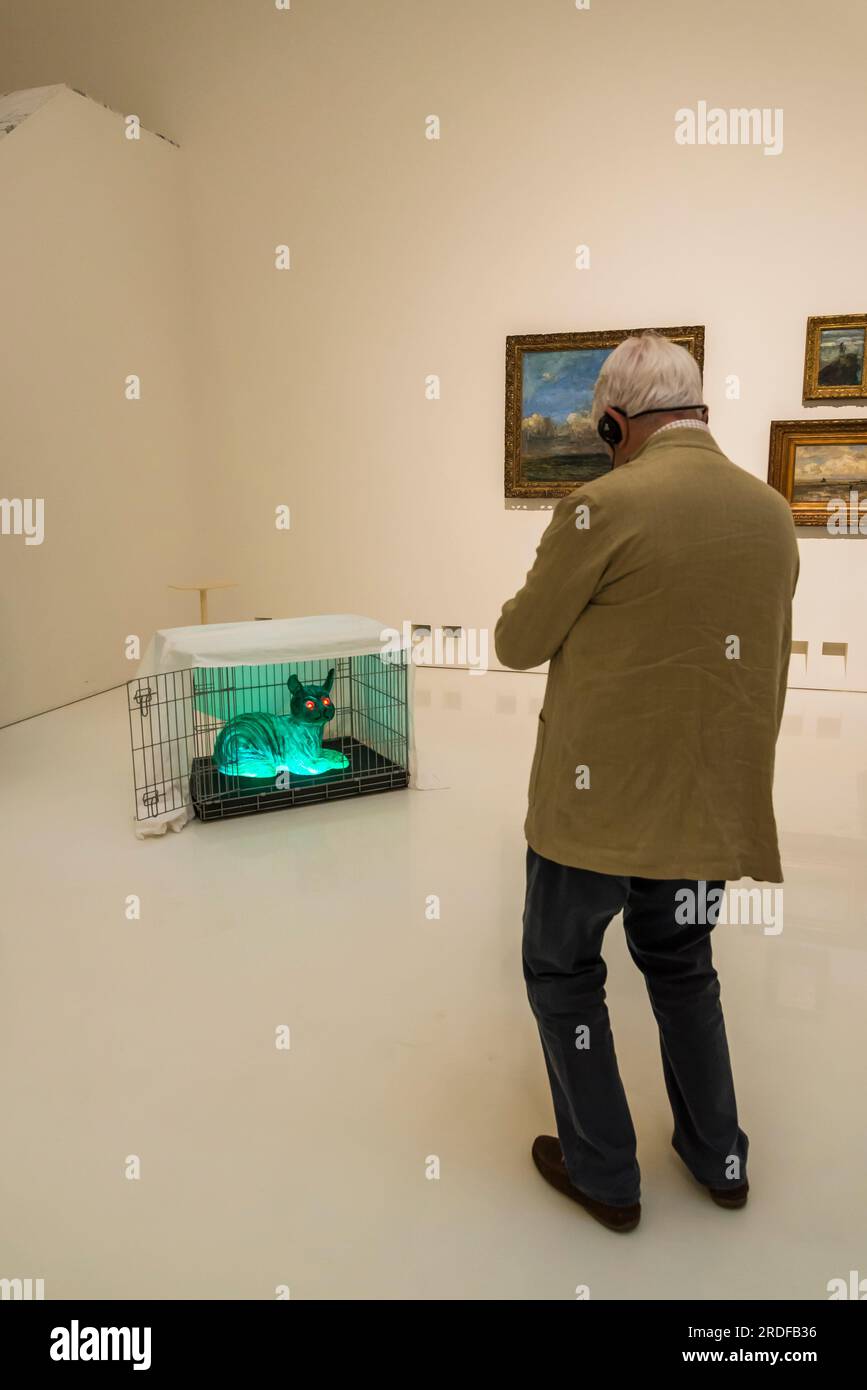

{"left": 2, "top": 0, "right": 866, "bottom": 718}
{"left": 0, "top": 84, "right": 209, "bottom": 724}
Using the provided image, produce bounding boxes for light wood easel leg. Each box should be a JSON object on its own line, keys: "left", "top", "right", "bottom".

{"left": 168, "top": 581, "right": 237, "bottom": 625}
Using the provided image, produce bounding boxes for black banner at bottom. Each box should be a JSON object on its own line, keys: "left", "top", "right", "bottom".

{"left": 1, "top": 1298, "right": 861, "bottom": 1374}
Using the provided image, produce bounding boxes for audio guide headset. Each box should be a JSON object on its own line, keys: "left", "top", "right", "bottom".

{"left": 597, "top": 403, "right": 706, "bottom": 448}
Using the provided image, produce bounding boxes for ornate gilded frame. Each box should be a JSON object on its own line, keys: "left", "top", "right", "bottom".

{"left": 768, "top": 417, "right": 867, "bottom": 527}
{"left": 504, "top": 325, "right": 705, "bottom": 498}
{"left": 803, "top": 314, "right": 867, "bottom": 402}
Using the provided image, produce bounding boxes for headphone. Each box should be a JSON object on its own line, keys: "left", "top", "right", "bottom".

{"left": 597, "top": 404, "right": 706, "bottom": 448}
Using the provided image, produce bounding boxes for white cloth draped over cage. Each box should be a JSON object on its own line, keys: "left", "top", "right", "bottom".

{"left": 130, "top": 615, "right": 431, "bottom": 837}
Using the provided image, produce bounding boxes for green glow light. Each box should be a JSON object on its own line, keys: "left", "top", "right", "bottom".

{"left": 211, "top": 668, "right": 350, "bottom": 779}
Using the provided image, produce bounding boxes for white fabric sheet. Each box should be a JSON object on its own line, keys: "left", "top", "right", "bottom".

{"left": 137, "top": 614, "right": 404, "bottom": 676}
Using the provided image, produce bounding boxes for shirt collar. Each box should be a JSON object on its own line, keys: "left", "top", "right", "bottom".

{"left": 626, "top": 421, "right": 721, "bottom": 465}
{"left": 650, "top": 419, "right": 711, "bottom": 437}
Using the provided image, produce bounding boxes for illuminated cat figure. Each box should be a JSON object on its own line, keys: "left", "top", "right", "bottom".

{"left": 212, "top": 668, "right": 351, "bottom": 779}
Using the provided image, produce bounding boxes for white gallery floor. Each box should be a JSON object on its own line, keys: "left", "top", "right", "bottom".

{"left": 1, "top": 668, "right": 865, "bottom": 1301}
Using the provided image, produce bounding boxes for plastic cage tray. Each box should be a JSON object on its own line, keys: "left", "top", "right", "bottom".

{"left": 189, "top": 735, "right": 408, "bottom": 821}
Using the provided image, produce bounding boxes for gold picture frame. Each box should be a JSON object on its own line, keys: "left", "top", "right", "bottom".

{"left": 803, "top": 314, "right": 867, "bottom": 402}
{"left": 768, "top": 418, "right": 867, "bottom": 527}
{"left": 505, "top": 325, "right": 705, "bottom": 499}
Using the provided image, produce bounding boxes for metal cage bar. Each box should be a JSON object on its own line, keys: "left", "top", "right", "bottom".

{"left": 128, "top": 652, "right": 409, "bottom": 822}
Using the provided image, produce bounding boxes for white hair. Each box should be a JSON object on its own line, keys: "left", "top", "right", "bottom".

{"left": 590, "top": 330, "right": 704, "bottom": 427}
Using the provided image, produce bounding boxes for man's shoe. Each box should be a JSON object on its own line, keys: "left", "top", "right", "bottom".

{"left": 708, "top": 1179, "right": 749, "bottom": 1209}
{"left": 531, "top": 1136, "right": 641, "bottom": 1232}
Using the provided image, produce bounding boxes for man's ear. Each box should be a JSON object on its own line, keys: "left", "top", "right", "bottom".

{"left": 609, "top": 407, "right": 628, "bottom": 456}
{"left": 323, "top": 667, "right": 335, "bottom": 694}
{"left": 287, "top": 673, "right": 302, "bottom": 693}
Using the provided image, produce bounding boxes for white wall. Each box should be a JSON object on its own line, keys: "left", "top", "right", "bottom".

{"left": 0, "top": 85, "right": 209, "bottom": 724}
{"left": 2, "top": 0, "right": 866, "bottom": 715}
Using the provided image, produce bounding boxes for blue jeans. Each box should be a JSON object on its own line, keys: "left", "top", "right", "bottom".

{"left": 522, "top": 847, "right": 748, "bottom": 1206}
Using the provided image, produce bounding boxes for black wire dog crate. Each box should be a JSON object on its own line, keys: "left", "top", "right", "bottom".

{"left": 128, "top": 653, "right": 409, "bottom": 823}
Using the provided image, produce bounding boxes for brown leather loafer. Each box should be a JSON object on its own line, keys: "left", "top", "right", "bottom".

{"left": 708, "top": 1179, "right": 749, "bottom": 1209}
{"left": 532, "top": 1135, "right": 641, "bottom": 1232}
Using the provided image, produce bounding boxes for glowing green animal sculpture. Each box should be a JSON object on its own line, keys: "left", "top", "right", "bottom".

{"left": 212, "top": 668, "right": 350, "bottom": 778}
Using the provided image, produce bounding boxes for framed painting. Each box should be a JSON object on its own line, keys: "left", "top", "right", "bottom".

{"left": 803, "top": 314, "right": 867, "bottom": 402}
{"left": 504, "top": 325, "right": 705, "bottom": 499}
{"left": 768, "top": 418, "right": 867, "bottom": 528}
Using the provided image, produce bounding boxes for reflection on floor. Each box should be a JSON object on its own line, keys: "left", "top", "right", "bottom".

{"left": 0, "top": 670, "right": 864, "bottom": 1300}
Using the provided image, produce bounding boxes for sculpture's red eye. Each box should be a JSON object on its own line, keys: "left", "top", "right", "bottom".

{"left": 305, "top": 700, "right": 315, "bottom": 709}
{"left": 322, "top": 697, "right": 331, "bottom": 705}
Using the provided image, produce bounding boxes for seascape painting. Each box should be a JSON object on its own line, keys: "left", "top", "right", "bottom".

{"left": 505, "top": 327, "right": 705, "bottom": 498}
{"left": 768, "top": 419, "right": 867, "bottom": 525}
{"left": 520, "top": 347, "right": 614, "bottom": 485}
{"left": 792, "top": 441, "right": 867, "bottom": 503}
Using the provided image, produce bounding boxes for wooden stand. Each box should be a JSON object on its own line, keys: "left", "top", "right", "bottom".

{"left": 168, "top": 582, "right": 238, "bottom": 625}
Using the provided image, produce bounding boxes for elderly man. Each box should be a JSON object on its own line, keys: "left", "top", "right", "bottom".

{"left": 495, "top": 331, "right": 798, "bottom": 1233}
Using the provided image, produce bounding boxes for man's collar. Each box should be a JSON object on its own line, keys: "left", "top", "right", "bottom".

{"left": 625, "top": 423, "right": 723, "bottom": 465}
{"left": 652, "top": 419, "right": 711, "bottom": 437}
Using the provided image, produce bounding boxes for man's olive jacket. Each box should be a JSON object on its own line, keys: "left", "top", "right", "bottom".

{"left": 495, "top": 427, "right": 799, "bottom": 882}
